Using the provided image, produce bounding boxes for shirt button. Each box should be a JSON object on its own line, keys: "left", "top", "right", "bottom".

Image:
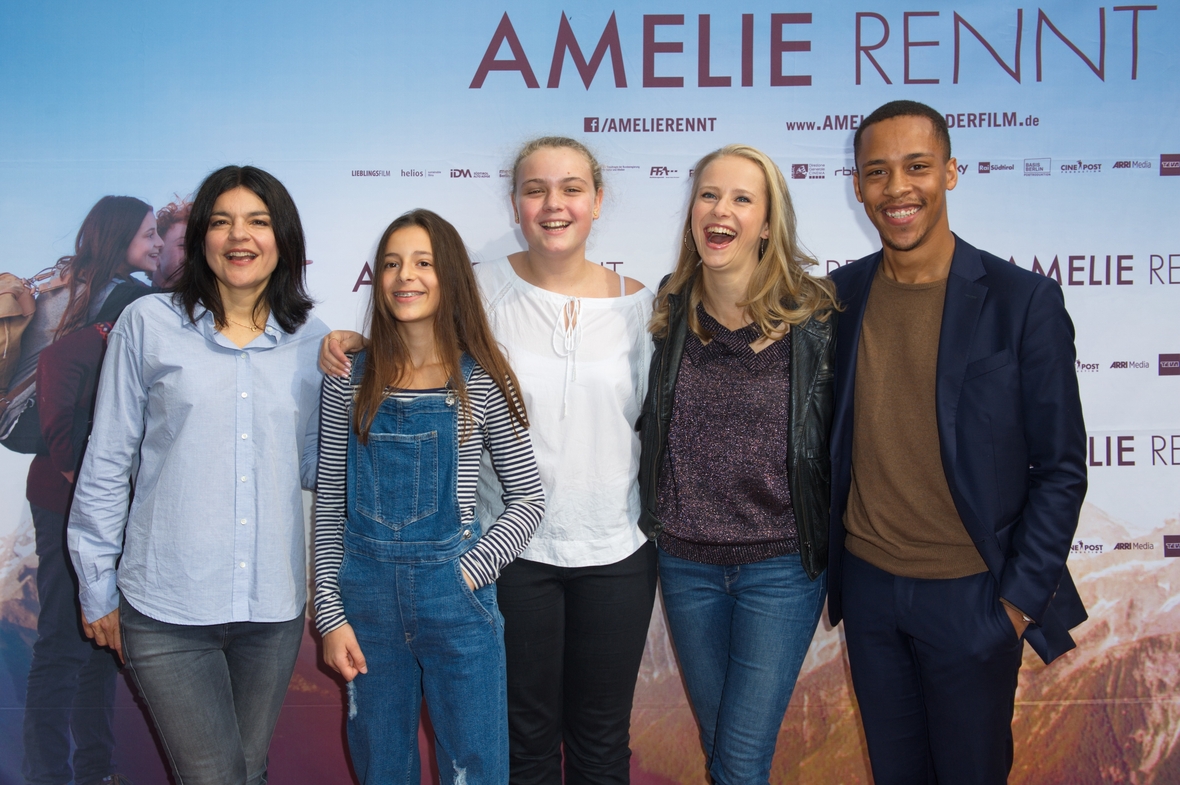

{"left": 241, "top": 433, "right": 248, "bottom": 439}
{"left": 241, "top": 392, "right": 248, "bottom": 398}
{"left": 240, "top": 476, "right": 247, "bottom": 482}
{"left": 240, "top": 518, "right": 247, "bottom": 525}
{"left": 239, "top": 562, "right": 246, "bottom": 568}
{"left": 239, "top": 352, "right": 247, "bottom": 358}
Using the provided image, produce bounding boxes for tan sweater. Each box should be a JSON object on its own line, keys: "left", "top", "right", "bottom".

{"left": 843, "top": 269, "right": 987, "bottom": 579}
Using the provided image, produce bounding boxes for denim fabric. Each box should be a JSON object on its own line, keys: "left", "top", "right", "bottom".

{"left": 23, "top": 504, "right": 119, "bottom": 785}
{"left": 658, "top": 549, "right": 826, "bottom": 785}
{"left": 342, "top": 355, "right": 508, "bottom": 785}
{"left": 841, "top": 552, "right": 1023, "bottom": 785}
{"left": 119, "top": 598, "right": 303, "bottom": 785}
{"left": 496, "top": 541, "right": 657, "bottom": 785}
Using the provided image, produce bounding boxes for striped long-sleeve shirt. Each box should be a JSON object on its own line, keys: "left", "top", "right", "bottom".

{"left": 312, "top": 362, "right": 544, "bottom": 635}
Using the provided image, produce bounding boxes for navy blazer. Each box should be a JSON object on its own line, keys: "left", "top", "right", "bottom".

{"left": 827, "top": 235, "right": 1088, "bottom": 664}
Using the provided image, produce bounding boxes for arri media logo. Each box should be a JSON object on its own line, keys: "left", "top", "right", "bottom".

{"left": 1076, "top": 360, "right": 1099, "bottom": 373}
{"left": 1113, "top": 160, "right": 1151, "bottom": 169}
{"left": 1024, "top": 158, "right": 1051, "bottom": 176}
{"left": 1161, "top": 155, "right": 1180, "bottom": 176}
{"left": 1113, "top": 542, "right": 1154, "bottom": 551}
{"left": 1110, "top": 360, "right": 1150, "bottom": 369}
{"left": 791, "top": 164, "right": 825, "bottom": 180}
{"left": 1164, "top": 535, "right": 1180, "bottom": 557}
{"left": 1160, "top": 354, "right": 1180, "bottom": 376}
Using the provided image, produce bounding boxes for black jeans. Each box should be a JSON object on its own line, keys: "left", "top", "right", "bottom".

{"left": 23, "top": 503, "right": 119, "bottom": 785}
{"left": 497, "top": 541, "right": 657, "bottom": 785}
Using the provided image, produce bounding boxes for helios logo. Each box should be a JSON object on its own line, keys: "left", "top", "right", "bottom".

{"left": 1160, "top": 354, "right": 1180, "bottom": 376}
{"left": 1164, "top": 536, "right": 1180, "bottom": 557}
{"left": 1076, "top": 360, "right": 1099, "bottom": 373}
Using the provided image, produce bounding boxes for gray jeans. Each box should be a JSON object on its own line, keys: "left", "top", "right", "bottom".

{"left": 119, "top": 597, "right": 304, "bottom": 785}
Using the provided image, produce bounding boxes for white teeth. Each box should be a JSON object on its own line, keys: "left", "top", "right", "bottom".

{"left": 708, "top": 226, "right": 736, "bottom": 236}
{"left": 541, "top": 221, "right": 570, "bottom": 229}
{"left": 884, "top": 207, "right": 918, "bottom": 218}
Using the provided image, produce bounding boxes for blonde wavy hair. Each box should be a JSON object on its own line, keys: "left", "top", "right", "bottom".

{"left": 650, "top": 144, "right": 838, "bottom": 340}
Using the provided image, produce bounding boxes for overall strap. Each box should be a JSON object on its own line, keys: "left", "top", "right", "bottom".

{"left": 349, "top": 350, "right": 368, "bottom": 385}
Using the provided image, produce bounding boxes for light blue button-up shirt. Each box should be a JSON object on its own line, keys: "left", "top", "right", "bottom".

{"left": 68, "top": 294, "right": 328, "bottom": 625}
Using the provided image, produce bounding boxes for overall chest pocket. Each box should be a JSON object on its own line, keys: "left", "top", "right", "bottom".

{"left": 354, "top": 430, "right": 440, "bottom": 530}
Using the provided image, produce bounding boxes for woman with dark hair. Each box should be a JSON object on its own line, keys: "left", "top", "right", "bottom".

{"left": 68, "top": 165, "right": 327, "bottom": 785}
{"left": 3, "top": 195, "right": 157, "bottom": 447}
{"left": 18, "top": 195, "right": 157, "bottom": 785}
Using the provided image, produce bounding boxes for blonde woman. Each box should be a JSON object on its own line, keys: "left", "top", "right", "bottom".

{"left": 637, "top": 145, "right": 839, "bottom": 784}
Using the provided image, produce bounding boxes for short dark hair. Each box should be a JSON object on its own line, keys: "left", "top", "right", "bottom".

{"left": 174, "top": 165, "right": 313, "bottom": 333}
{"left": 854, "top": 100, "right": 951, "bottom": 164}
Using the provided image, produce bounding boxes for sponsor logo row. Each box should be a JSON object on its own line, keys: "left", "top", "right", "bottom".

{"left": 359, "top": 156, "right": 1179, "bottom": 182}
{"left": 1076, "top": 355, "right": 1180, "bottom": 375}
{"left": 1072, "top": 537, "right": 1180, "bottom": 557}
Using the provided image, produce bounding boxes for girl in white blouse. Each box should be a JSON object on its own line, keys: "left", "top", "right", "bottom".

{"left": 321, "top": 137, "right": 656, "bottom": 785}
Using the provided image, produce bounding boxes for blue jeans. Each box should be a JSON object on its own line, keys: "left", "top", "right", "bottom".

{"left": 658, "top": 549, "right": 826, "bottom": 785}
{"left": 23, "top": 503, "right": 119, "bottom": 785}
{"left": 119, "top": 598, "right": 304, "bottom": 785}
{"left": 341, "top": 352, "right": 507, "bottom": 784}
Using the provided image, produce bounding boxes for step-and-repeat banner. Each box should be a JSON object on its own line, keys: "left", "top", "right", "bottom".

{"left": 1, "top": 2, "right": 1177, "bottom": 782}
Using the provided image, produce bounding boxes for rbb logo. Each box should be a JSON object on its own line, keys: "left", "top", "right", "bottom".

{"left": 451, "top": 169, "right": 472, "bottom": 178}
{"left": 1164, "top": 536, "right": 1180, "bottom": 557}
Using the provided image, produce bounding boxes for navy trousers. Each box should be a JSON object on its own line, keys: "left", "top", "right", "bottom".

{"left": 841, "top": 552, "right": 1024, "bottom": 785}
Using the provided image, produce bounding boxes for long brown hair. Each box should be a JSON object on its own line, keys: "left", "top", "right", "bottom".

{"left": 650, "top": 145, "right": 838, "bottom": 341}
{"left": 354, "top": 209, "right": 529, "bottom": 443}
{"left": 56, "top": 196, "right": 153, "bottom": 339}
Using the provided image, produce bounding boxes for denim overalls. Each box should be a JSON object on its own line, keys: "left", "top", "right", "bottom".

{"left": 340, "top": 352, "right": 507, "bottom": 785}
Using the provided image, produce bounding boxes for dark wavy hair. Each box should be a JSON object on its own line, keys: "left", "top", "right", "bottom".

{"left": 354, "top": 209, "right": 529, "bottom": 444}
{"left": 56, "top": 196, "right": 153, "bottom": 339}
{"left": 174, "top": 165, "right": 313, "bottom": 333}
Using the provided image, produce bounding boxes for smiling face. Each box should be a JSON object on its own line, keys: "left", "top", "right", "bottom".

{"left": 381, "top": 224, "right": 440, "bottom": 327}
{"left": 512, "top": 146, "right": 603, "bottom": 260}
{"left": 123, "top": 210, "right": 163, "bottom": 276}
{"left": 690, "top": 155, "right": 770, "bottom": 278}
{"left": 153, "top": 221, "right": 187, "bottom": 287}
{"left": 854, "top": 115, "right": 958, "bottom": 260}
{"left": 203, "top": 186, "right": 279, "bottom": 302}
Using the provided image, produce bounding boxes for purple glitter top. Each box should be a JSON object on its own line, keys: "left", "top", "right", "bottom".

{"left": 656, "top": 305, "right": 797, "bottom": 565}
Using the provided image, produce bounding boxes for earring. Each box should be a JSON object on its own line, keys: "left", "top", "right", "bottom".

{"left": 593, "top": 210, "right": 599, "bottom": 218}
{"left": 684, "top": 230, "right": 696, "bottom": 253}
{"left": 759, "top": 238, "right": 768, "bottom": 259}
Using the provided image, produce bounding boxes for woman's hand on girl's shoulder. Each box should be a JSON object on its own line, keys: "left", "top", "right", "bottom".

{"left": 322, "top": 623, "right": 368, "bottom": 681}
{"left": 318, "top": 331, "right": 366, "bottom": 377}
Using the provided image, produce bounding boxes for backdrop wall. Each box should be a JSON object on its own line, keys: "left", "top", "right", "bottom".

{"left": 1, "top": 1, "right": 1177, "bottom": 782}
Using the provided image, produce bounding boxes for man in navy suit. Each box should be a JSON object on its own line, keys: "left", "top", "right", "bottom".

{"left": 827, "top": 100, "right": 1087, "bottom": 784}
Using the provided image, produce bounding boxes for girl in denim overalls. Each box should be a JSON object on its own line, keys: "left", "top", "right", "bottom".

{"left": 313, "top": 209, "right": 544, "bottom": 784}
